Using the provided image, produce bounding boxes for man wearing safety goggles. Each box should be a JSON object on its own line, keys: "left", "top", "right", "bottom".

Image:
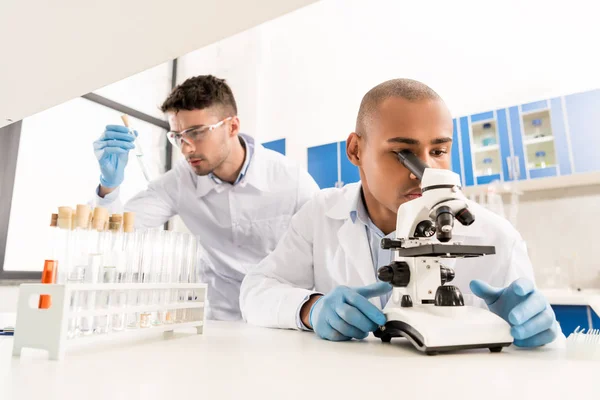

{"left": 92, "top": 75, "right": 319, "bottom": 320}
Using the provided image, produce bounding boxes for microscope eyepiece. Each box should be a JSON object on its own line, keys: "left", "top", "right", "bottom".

{"left": 397, "top": 150, "right": 429, "bottom": 181}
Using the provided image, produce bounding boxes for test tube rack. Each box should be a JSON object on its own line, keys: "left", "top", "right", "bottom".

{"left": 12, "top": 282, "right": 207, "bottom": 360}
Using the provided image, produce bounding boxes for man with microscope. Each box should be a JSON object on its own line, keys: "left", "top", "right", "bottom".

{"left": 92, "top": 75, "right": 319, "bottom": 320}
{"left": 240, "top": 78, "right": 560, "bottom": 349}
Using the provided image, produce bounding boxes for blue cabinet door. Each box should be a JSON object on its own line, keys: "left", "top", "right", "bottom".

{"left": 496, "top": 108, "right": 513, "bottom": 182}
{"left": 339, "top": 141, "right": 360, "bottom": 186}
{"left": 459, "top": 116, "right": 474, "bottom": 186}
{"left": 451, "top": 118, "right": 463, "bottom": 185}
{"left": 549, "top": 98, "right": 572, "bottom": 176}
{"left": 592, "top": 307, "right": 600, "bottom": 329}
{"left": 307, "top": 142, "right": 338, "bottom": 189}
{"left": 551, "top": 305, "right": 590, "bottom": 336}
{"left": 564, "top": 89, "right": 600, "bottom": 173}
{"left": 262, "top": 138, "right": 286, "bottom": 155}
{"left": 507, "top": 106, "right": 527, "bottom": 181}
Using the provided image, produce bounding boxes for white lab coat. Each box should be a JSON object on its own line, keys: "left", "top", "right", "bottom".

{"left": 95, "top": 135, "right": 320, "bottom": 320}
{"left": 240, "top": 182, "right": 535, "bottom": 329}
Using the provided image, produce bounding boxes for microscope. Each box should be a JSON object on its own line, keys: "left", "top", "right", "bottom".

{"left": 373, "top": 150, "right": 513, "bottom": 354}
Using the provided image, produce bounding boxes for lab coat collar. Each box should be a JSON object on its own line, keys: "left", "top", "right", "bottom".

{"left": 325, "top": 183, "right": 363, "bottom": 220}
{"left": 195, "top": 134, "right": 270, "bottom": 198}
{"left": 237, "top": 134, "right": 271, "bottom": 192}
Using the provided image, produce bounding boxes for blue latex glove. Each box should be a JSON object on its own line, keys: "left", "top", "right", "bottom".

{"left": 470, "top": 278, "right": 559, "bottom": 347}
{"left": 309, "top": 282, "right": 392, "bottom": 341}
{"left": 93, "top": 125, "right": 136, "bottom": 188}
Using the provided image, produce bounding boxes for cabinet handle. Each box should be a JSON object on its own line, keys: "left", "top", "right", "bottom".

{"left": 513, "top": 156, "right": 521, "bottom": 179}
{"left": 506, "top": 157, "right": 514, "bottom": 180}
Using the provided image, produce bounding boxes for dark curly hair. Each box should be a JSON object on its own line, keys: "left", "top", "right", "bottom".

{"left": 161, "top": 75, "right": 238, "bottom": 116}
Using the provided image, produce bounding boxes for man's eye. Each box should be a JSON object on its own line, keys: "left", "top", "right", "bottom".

{"left": 432, "top": 149, "right": 449, "bottom": 157}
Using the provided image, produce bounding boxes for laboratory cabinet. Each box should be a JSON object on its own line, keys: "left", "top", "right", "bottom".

{"left": 457, "top": 88, "right": 600, "bottom": 187}
{"left": 306, "top": 88, "right": 600, "bottom": 190}
{"left": 552, "top": 305, "right": 600, "bottom": 336}
{"left": 262, "top": 138, "right": 286, "bottom": 155}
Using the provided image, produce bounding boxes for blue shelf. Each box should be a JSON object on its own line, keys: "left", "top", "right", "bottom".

{"left": 476, "top": 174, "right": 501, "bottom": 185}
{"left": 529, "top": 166, "right": 557, "bottom": 179}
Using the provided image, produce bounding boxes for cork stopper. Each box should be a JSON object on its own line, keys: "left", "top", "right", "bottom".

{"left": 121, "top": 114, "right": 131, "bottom": 128}
{"left": 92, "top": 207, "right": 109, "bottom": 231}
{"left": 109, "top": 214, "right": 123, "bottom": 232}
{"left": 50, "top": 213, "right": 58, "bottom": 227}
{"left": 87, "top": 209, "right": 93, "bottom": 230}
{"left": 75, "top": 204, "right": 91, "bottom": 230}
{"left": 123, "top": 212, "right": 135, "bottom": 233}
{"left": 57, "top": 207, "right": 72, "bottom": 230}
{"left": 70, "top": 208, "right": 76, "bottom": 230}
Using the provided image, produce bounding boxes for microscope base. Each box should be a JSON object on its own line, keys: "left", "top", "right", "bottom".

{"left": 374, "top": 305, "right": 513, "bottom": 355}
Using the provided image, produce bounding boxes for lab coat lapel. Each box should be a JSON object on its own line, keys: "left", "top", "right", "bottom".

{"left": 336, "top": 214, "right": 378, "bottom": 289}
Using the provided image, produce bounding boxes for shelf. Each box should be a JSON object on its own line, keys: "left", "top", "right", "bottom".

{"left": 527, "top": 164, "right": 557, "bottom": 171}
{"left": 67, "top": 320, "right": 204, "bottom": 343}
{"left": 63, "top": 283, "right": 207, "bottom": 291}
{"left": 524, "top": 136, "right": 554, "bottom": 146}
{"left": 462, "top": 170, "right": 600, "bottom": 195}
{"left": 473, "top": 144, "right": 500, "bottom": 153}
{"left": 521, "top": 108, "right": 550, "bottom": 117}
{"left": 68, "top": 301, "right": 205, "bottom": 318}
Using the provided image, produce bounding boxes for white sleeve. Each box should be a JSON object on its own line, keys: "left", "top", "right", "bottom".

{"left": 502, "top": 232, "right": 536, "bottom": 287}
{"left": 91, "top": 167, "right": 180, "bottom": 229}
{"left": 240, "top": 199, "right": 319, "bottom": 330}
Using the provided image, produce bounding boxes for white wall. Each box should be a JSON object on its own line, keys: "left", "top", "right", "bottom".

{"left": 169, "top": 0, "right": 600, "bottom": 287}
{"left": 252, "top": 0, "right": 600, "bottom": 169}
{"left": 0, "top": 0, "right": 318, "bottom": 129}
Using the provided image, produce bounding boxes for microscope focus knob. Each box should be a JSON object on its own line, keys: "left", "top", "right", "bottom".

{"left": 440, "top": 266, "right": 455, "bottom": 285}
{"left": 434, "top": 285, "right": 464, "bottom": 307}
{"left": 377, "top": 261, "right": 411, "bottom": 287}
{"left": 456, "top": 208, "right": 475, "bottom": 226}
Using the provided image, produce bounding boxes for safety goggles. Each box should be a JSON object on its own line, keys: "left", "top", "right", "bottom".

{"left": 167, "top": 117, "right": 233, "bottom": 149}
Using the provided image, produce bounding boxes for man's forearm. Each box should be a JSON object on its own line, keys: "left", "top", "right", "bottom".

{"left": 300, "top": 294, "right": 323, "bottom": 329}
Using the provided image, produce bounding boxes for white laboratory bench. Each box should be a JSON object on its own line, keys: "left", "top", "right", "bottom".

{"left": 0, "top": 320, "right": 596, "bottom": 400}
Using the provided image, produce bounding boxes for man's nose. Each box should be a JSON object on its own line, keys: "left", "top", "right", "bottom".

{"left": 181, "top": 140, "right": 195, "bottom": 156}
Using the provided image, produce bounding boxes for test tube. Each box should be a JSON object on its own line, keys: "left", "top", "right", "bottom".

{"left": 66, "top": 205, "right": 92, "bottom": 338}
{"left": 121, "top": 114, "right": 151, "bottom": 182}
{"left": 95, "top": 230, "right": 119, "bottom": 334}
{"left": 150, "top": 230, "right": 167, "bottom": 326}
{"left": 167, "top": 232, "right": 184, "bottom": 324}
{"left": 139, "top": 229, "right": 157, "bottom": 329}
{"left": 112, "top": 217, "right": 127, "bottom": 332}
{"left": 81, "top": 254, "right": 101, "bottom": 335}
{"left": 190, "top": 238, "right": 206, "bottom": 322}
{"left": 125, "top": 229, "right": 143, "bottom": 329}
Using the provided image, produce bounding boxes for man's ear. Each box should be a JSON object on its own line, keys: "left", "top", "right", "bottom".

{"left": 346, "top": 132, "right": 361, "bottom": 167}
{"left": 229, "top": 116, "right": 241, "bottom": 138}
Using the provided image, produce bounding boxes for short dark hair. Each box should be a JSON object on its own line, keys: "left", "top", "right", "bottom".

{"left": 356, "top": 79, "right": 442, "bottom": 136}
{"left": 160, "top": 75, "right": 238, "bottom": 116}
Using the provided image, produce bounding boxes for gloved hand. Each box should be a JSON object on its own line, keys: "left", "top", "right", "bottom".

{"left": 309, "top": 282, "right": 392, "bottom": 341}
{"left": 470, "top": 278, "right": 559, "bottom": 348}
{"left": 93, "top": 125, "right": 136, "bottom": 188}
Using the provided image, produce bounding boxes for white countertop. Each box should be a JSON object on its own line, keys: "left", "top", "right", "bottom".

{"left": 0, "top": 320, "right": 596, "bottom": 399}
